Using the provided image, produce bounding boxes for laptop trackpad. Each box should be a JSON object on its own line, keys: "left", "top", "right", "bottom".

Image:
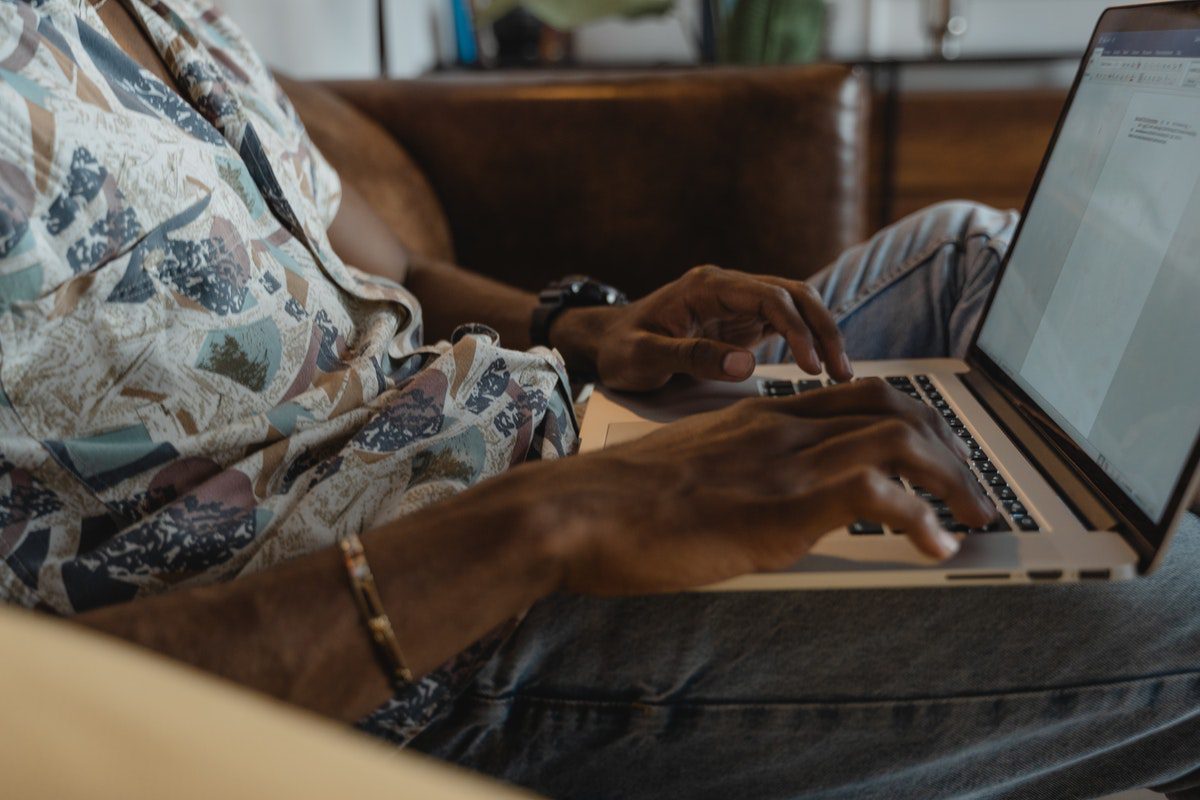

{"left": 604, "top": 421, "right": 664, "bottom": 447}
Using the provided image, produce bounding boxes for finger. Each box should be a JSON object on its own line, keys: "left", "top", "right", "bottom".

{"left": 720, "top": 412, "right": 902, "bottom": 490}
{"left": 761, "top": 277, "right": 853, "bottom": 382}
{"left": 732, "top": 403, "right": 900, "bottom": 457}
{"left": 703, "top": 273, "right": 823, "bottom": 375}
{"left": 643, "top": 334, "right": 757, "bottom": 382}
{"left": 761, "top": 467, "right": 961, "bottom": 561}
{"left": 789, "top": 419, "right": 993, "bottom": 527}
{"left": 768, "top": 379, "right": 971, "bottom": 463}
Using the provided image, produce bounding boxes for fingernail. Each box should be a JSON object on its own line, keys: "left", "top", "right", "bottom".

{"left": 839, "top": 353, "right": 854, "bottom": 377}
{"left": 723, "top": 351, "right": 755, "bottom": 378}
{"left": 936, "top": 530, "right": 961, "bottom": 558}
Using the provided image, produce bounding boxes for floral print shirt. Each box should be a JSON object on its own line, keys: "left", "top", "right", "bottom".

{"left": 0, "top": 0, "right": 577, "bottom": 744}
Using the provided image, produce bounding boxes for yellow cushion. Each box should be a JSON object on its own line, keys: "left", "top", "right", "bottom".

{"left": 0, "top": 606, "right": 536, "bottom": 799}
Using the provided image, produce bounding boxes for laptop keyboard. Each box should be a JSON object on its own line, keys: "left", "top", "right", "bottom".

{"left": 759, "top": 375, "right": 1043, "bottom": 536}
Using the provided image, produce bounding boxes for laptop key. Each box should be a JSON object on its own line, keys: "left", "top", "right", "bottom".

{"left": 987, "top": 474, "right": 1007, "bottom": 487}
{"left": 1003, "top": 500, "right": 1027, "bottom": 516}
{"left": 1013, "top": 515, "right": 1040, "bottom": 532}
{"left": 850, "top": 520, "right": 885, "bottom": 535}
{"left": 796, "top": 380, "right": 824, "bottom": 393}
{"left": 977, "top": 461, "right": 998, "bottom": 474}
{"left": 970, "top": 517, "right": 1012, "bottom": 534}
{"left": 998, "top": 487, "right": 1016, "bottom": 501}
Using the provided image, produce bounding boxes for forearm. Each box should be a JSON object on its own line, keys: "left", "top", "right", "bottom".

{"left": 77, "top": 465, "right": 564, "bottom": 722}
{"left": 408, "top": 254, "right": 619, "bottom": 379}
{"left": 406, "top": 253, "right": 539, "bottom": 349}
{"left": 327, "top": 172, "right": 606, "bottom": 369}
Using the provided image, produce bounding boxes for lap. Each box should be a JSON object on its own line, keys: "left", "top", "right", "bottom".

{"left": 413, "top": 514, "right": 1200, "bottom": 798}
{"left": 474, "top": 514, "right": 1200, "bottom": 703}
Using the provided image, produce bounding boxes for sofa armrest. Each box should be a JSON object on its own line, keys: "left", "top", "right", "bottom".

{"left": 325, "top": 66, "right": 870, "bottom": 297}
{"left": 281, "top": 76, "right": 455, "bottom": 263}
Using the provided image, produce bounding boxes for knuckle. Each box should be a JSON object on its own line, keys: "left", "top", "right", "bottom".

{"left": 688, "top": 264, "right": 720, "bottom": 284}
{"left": 748, "top": 411, "right": 790, "bottom": 441}
{"left": 627, "top": 332, "right": 656, "bottom": 360}
{"left": 920, "top": 403, "right": 944, "bottom": 427}
{"left": 689, "top": 339, "right": 721, "bottom": 370}
{"left": 860, "top": 377, "right": 891, "bottom": 402}
{"left": 877, "top": 417, "right": 916, "bottom": 449}
{"left": 801, "top": 282, "right": 823, "bottom": 303}
{"left": 765, "top": 285, "right": 793, "bottom": 310}
{"left": 732, "top": 395, "right": 768, "bottom": 419}
{"left": 847, "top": 466, "right": 886, "bottom": 503}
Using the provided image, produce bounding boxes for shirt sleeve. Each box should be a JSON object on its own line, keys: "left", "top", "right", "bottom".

{"left": 304, "top": 128, "right": 343, "bottom": 231}
{"left": 177, "top": 0, "right": 344, "bottom": 230}
{"left": 0, "top": 434, "right": 114, "bottom": 615}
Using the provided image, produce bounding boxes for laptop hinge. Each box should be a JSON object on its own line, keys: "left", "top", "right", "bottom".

{"left": 960, "top": 369, "right": 1143, "bottom": 547}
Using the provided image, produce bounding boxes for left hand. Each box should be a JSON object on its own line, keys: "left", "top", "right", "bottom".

{"left": 550, "top": 265, "right": 854, "bottom": 392}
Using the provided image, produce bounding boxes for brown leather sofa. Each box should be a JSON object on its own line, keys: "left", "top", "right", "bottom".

{"left": 285, "top": 66, "right": 870, "bottom": 299}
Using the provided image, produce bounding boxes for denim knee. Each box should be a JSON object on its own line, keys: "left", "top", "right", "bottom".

{"left": 905, "top": 200, "right": 1015, "bottom": 250}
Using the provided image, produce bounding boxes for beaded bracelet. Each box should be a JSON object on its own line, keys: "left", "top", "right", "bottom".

{"left": 337, "top": 532, "right": 414, "bottom": 687}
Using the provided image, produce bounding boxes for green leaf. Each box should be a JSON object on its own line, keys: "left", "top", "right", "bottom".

{"left": 721, "top": 0, "right": 824, "bottom": 64}
{"left": 477, "top": 0, "right": 676, "bottom": 30}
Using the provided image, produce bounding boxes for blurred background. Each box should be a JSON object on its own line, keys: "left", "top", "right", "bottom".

{"left": 212, "top": 0, "right": 1159, "bottom": 228}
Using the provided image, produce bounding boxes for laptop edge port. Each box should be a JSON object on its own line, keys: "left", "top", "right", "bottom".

{"left": 1079, "top": 569, "right": 1112, "bottom": 580}
{"left": 1028, "top": 570, "right": 1064, "bottom": 582}
{"left": 946, "top": 573, "right": 1011, "bottom": 581}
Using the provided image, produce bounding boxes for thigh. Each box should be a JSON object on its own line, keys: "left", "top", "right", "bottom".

{"left": 760, "top": 202, "right": 1019, "bottom": 365}
{"left": 413, "top": 515, "right": 1200, "bottom": 800}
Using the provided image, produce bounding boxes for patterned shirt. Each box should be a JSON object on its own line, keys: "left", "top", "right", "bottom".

{"left": 0, "top": 0, "right": 577, "bottom": 744}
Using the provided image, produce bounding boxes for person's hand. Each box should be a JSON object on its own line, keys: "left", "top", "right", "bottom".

{"left": 536, "top": 379, "right": 994, "bottom": 595}
{"left": 549, "top": 265, "right": 853, "bottom": 392}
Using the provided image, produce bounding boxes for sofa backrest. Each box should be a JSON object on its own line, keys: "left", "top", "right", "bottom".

{"left": 279, "top": 76, "right": 456, "bottom": 263}
{"left": 315, "top": 67, "right": 870, "bottom": 297}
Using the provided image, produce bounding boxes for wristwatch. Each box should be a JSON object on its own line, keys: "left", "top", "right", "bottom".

{"left": 530, "top": 275, "right": 628, "bottom": 348}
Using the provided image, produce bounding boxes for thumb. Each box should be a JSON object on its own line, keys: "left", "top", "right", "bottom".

{"left": 653, "top": 335, "right": 756, "bottom": 381}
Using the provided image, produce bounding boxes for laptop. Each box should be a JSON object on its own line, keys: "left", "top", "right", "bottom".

{"left": 579, "top": 1, "right": 1200, "bottom": 590}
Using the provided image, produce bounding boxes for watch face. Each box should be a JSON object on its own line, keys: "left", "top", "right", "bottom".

{"left": 549, "top": 277, "right": 627, "bottom": 307}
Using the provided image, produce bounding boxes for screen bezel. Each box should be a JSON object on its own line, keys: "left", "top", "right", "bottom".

{"left": 967, "top": 1, "right": 1200, "bottom": 564}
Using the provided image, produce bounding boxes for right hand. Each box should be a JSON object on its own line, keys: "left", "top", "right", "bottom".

{"left": 544, "top": 378, "right": 996, "bottom": 595}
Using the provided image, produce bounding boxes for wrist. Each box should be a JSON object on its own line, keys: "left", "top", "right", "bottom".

{"left": 351, "top": 466, "right": 570, "bottom": 683}
{"left": 513, "top": 459, "right": 601, "bottom": 592}
{"left": 447, "top": 463, "right": 575, "bottom": 597}
{"left": 546, "top": 306, "right": 614, "bottom": 378}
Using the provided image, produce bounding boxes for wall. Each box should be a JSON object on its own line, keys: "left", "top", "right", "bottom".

{"left": 213, "top": 0, "right": 453, "bottom": 78}
{"left": 214, "top": 0, "right": 1165, "bottom": 82}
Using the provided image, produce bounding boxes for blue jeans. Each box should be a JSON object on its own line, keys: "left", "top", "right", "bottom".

{"left": 411, "top": 202, "right": 1200, "bottom": 799}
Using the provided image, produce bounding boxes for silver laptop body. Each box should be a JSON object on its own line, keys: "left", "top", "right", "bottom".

{"left": 579, "top": 1, "right": 1200, "bottom": 590}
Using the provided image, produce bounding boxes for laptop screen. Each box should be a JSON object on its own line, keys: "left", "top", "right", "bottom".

{"left": 977, "top": 24, "right": 1200, "bottom": 523}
